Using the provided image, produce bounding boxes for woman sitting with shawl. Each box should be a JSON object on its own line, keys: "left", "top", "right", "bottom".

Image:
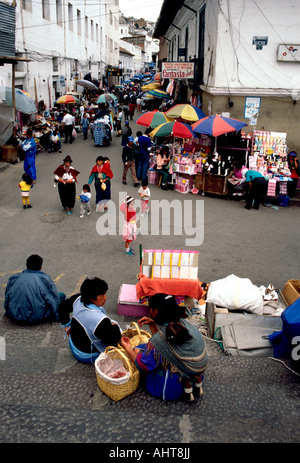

{"left": 88, "top": 156, "right": 113, "bottom": 212}
{"left": 121, "top": 293, "right": 208, "bottom": 402}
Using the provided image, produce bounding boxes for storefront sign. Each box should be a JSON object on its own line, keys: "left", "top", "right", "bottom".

{"left": 162, "top": 62, "right": 194, "bottom": 79}
{"left": 244, "top": 96, "right": 261, "bottom": 119}
{"left": 59, "top": 75, "right": 65, "bottom": 88}
{"left": 278, "top": 44, "right": 300, "bottom": 62}
{"left": 107, "top": 67, "right": 122, "bottom": 76}
{"left": 252, "top": 36, "right": 268, "bottom": 50}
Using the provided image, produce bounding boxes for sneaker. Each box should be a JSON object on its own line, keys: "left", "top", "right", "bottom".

{"left": 67, "top": 211, "right": 72, "bottom": 215}
{"left": 59, "top": 149, "right": 62, "bottom": 153}
{"left": 80, "top": 214, "right": 84, "bottom": 218}
{"left": 27, "top": 204, "right": 32, "bottom": 209}
{"left": 23, "top": 205, "right": 26, "bottom": 209}
{"left": 122, "top": 181, "right": 127, "bottom": 185}
{"left": 87, "top": 211, "right": 91, "bottom": 216}
{"left": 134, "top": 183, "right": 140, "bottom": 187}
{"left": 125, "top": 250, "right": 135, "bottom": 256}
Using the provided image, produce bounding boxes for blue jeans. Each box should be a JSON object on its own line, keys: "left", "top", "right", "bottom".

{"left": 82, "top": 127, "right": 88, "bottom": 140}
{"left": 137, "top": 155, "right": 150, "bottom": 180}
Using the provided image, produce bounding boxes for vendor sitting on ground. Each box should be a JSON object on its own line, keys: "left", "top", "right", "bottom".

{"left": 120, "top": 293, "right": 208, "bottom": 402}
{"left": 58, "top": 277, "right": 122, "bottom": 364}
{"left": 4, "top": 254, "right": 65, "bottom": 323}
{"left": 227, "top": 161, "right": 248, "bottom": 197}
{"left": 156, "top": 146, "right": 171, "bottom": 190}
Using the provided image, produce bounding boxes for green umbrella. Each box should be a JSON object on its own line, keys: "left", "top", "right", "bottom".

{"left": 96, "top": 93, "right": 117, "bottom": 103}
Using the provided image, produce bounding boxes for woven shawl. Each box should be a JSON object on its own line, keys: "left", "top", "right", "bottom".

{"left": 147, "top": 318, "right": 208, "bottom": 380}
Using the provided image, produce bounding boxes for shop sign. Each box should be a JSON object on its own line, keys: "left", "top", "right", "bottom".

{"left": 59, "top": 75, "right": 65, "bottom": 88}
{"left": 278, "top": 44, "right": 300, "bottom": 62}
{"left": 162, "top": 62, "right": 194, "bottom": 79}
{"left": 244, "top": 96, "right": 261, "bottom": 119}
{"left": 107, "top": 67, "right": 122, "bottom": 76}
{"left": 252, "top": 36, "right": 268, "bottom": 50}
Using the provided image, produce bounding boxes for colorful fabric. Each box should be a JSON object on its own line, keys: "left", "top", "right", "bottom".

{"left": 148, "top": 319, "right": 207, "bottom": 380}
{"left": 136, "top": 275, "right": 203, "bottom": 300}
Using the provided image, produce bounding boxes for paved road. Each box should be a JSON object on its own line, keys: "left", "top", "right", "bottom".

{"left": 0, "top": 115, "right": 300, "bottom": 446}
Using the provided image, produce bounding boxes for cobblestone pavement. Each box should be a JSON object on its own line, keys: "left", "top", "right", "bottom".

{"left": 0, "top": 116, "right": 300, "bottom": 446}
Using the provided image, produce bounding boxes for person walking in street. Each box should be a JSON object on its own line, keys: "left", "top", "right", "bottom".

{"left": 77, "top": 184, "right": 92, "bottom": 218}
{"left": 137, "top": 128, "right": 152, "bottom": 181}
{"left": 4, "top": 254, "right": 65, "bottom": 324}
{"left": 88, "top": 156, "right": 113, "bottom": 212}
{"left": 54, "top": 155, "right": 80, "bottom": 215}
{"left": 120, "top": 195, "right": 136, "bottom": 256}
{"left": 21, "top": 128, "right": 37, "bottom": 182}
{"left": 19, "top": 173, "right": 33, "bottom": 209}
{"left": 122, "top": 136, "right": 140, "bottom": 187}
{"left": 121, "top": 120, "right": 132, "bottom": 146}
{"left": 138, "top": 178, "right": 151, "bottom": 217}
{"left": 81, "top": 112, "right": 89, "bottom": 140}
{"left": 129, "top": 101, "right": 135, "bottom": 120}
{"left": 287, "top": 151, "right": 299, "bottom": 198}
{"left": 62, "top": 111, "right": 74, "bottom": 144}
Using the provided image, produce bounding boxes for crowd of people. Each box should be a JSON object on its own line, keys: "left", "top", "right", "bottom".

{"left": 4, "top": 78, "right": 300, "bottom": 404}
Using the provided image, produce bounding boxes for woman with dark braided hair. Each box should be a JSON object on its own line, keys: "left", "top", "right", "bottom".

{"left": 121, "top": 293, "right": 208, "bottom": 402}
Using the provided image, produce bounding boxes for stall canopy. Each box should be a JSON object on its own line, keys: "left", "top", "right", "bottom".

{"left": 192, "top": 114, "right": 247, "bottom": 137}
{"left": 76, "top": 79, "right": 98, "bottom": 91}
{"left": 136, "top": 110, "right": 172, "bottom": 128}
{"left": 0, "top": 86, "right": 37, "bottom": 114}
{"left": 150, "top": 121, "right": 195, "bottom": 139}
{"left": 96, "top": 93, "right": 117, "bottom": 104}
{"left": 166, "top": 104, "right": 206, "bottom": 122}
{"left": 55, "top": 94, "right": 80, "bottom": 104}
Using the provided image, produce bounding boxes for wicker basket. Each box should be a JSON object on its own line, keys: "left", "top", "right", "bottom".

{"left": 95, "top": 346, "right": 140, "bottom": 401}
{"left": 121, "top": 321, "right": 151, "bottom": 348}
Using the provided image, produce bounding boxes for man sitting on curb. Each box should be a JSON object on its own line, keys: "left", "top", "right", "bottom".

{"left": 4, "top": 254, "right": 65, "bottom": 323}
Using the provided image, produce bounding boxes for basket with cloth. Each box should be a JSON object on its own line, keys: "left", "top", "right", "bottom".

{"left": 95, "top": 346, "right": 140, "bottom": 401}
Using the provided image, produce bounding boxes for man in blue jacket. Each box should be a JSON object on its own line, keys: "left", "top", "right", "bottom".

{"left": 4, "top": 255, "right": 65, "bottom": 323}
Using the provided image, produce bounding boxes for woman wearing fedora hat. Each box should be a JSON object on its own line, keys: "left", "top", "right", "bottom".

{"left": 54, "top": 155, "right": 80, "bottom": 215}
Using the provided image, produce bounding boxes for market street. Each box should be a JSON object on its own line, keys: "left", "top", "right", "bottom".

{"left": 0, "top": 117, "right": 300, "bottom": 444}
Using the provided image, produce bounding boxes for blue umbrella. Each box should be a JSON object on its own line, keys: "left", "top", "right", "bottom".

{"left": 192, "top": 114, "right": 247, "bottom": 137}
{"left": 0, "top": 86, "right": 37, "bottom": 114}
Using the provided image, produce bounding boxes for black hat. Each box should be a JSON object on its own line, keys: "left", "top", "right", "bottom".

{"left": 63, "top": 155, "right": 73, "bottom": 163}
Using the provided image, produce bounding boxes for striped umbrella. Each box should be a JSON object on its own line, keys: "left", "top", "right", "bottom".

{"left": 191, "top": 114, "right": 247, "bottom": 137}
{"left": 150, "top": 121, "right": 195, "bottom": 139}
{"left": 136, "top": 110, "right": 172, "bottom": 128}
{"left": 145, "top": 89, "right": 171, "bottom": 100}
{"left": 141, "top": 81, "right": 162, "bottom": 91}
{"left": 56, "top": 94, "right": 80, "bottom": 104}
{"left": 166, "top": 104, "right": 206, "bottom": 122}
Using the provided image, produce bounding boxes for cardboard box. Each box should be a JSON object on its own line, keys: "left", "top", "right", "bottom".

{"left": 205, "top": 290, "right": 288, "bottom": 339}
{"left": 1, "top": 145, "right": 18, "bottom": 163}
{"left": 283, "top": 279, "right": 300, "bottom": 306}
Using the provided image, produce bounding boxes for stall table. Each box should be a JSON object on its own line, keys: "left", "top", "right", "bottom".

{"left": 194, "top": 173, "right": 230, "bottom": 196}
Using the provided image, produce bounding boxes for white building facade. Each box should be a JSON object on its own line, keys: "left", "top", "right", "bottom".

{"left": 0, "top": 0, "right": 120, "bottom": 109}
{"left": 154, "top": 0, "right": 300, "bottom": 150}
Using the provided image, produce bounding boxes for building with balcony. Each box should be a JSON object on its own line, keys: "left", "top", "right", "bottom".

{"left": 154, "top": 0, "right": 300, "bottom": 150}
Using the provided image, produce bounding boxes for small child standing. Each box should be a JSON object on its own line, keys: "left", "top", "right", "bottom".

{"left": 77, "top": 184, "right": 92, "bottom": 218}
{"left": 19, "top": 173, "right": 33, "bottom": 209}
{"left": 138, "top": 178, "right": 150, "bottom": 217}
{"left": 120, "top": 195, "right": 136, "bottom": 256}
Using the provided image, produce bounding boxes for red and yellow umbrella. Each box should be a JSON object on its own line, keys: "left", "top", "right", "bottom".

{"left": 136, "top": 110, "right": 172, "bottom": 128}
{"left": 56, "top": 94, "right": 80, "bottom": 104}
